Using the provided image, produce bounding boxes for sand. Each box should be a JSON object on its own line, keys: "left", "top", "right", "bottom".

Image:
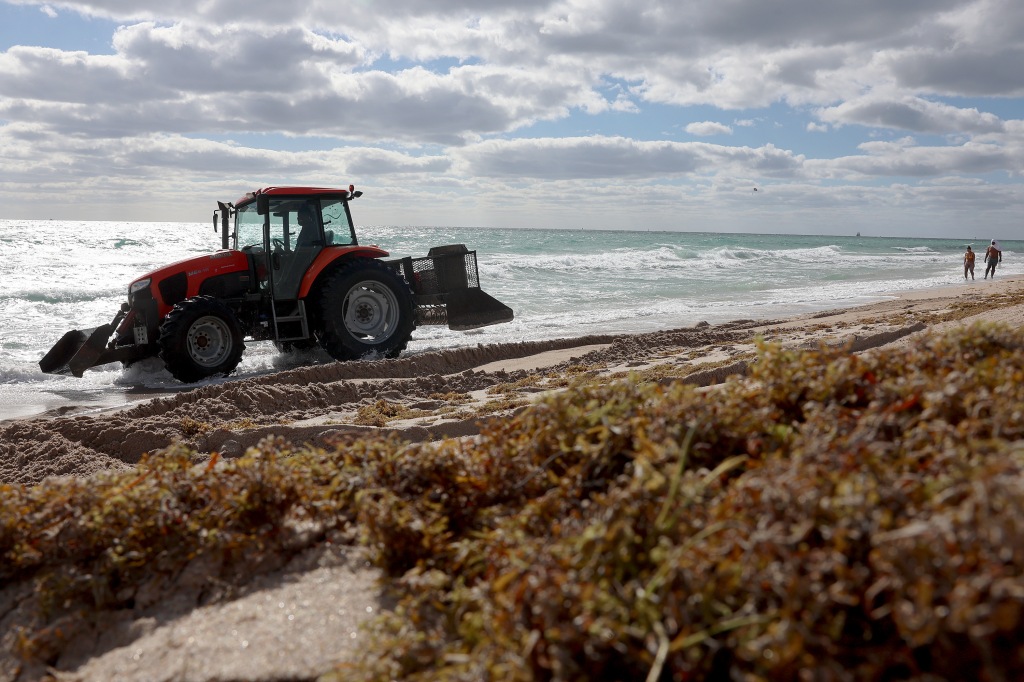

{"left": 3, "top": 276, "right": 1024, "bottom": 681}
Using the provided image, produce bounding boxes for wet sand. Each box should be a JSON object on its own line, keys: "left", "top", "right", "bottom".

{"left": 5, "top": 278, "right": 1024, "bottom": 488}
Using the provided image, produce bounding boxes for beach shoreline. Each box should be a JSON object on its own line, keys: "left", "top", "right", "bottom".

{"left": 4, "top": 275, "right": 1024, "bottom": 488}
{"left": 3, "top": 275, "right": 1024, "bottom": 681}
{"left": 5, "top": 274, "right": 1021, "bottom": 426}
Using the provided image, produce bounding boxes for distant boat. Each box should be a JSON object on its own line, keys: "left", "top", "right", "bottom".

{"left": 856, "top": 232, "right": 861, "bottom": 237}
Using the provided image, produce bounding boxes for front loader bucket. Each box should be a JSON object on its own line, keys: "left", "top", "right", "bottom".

{"left": 444, "top": 288, "right": 515, "bottom": 331}
{"left": 40, "top": 305, "right": 154, "bottom": 377}
{"left": 39, "top": 324, "right": 116, "bottom": 377}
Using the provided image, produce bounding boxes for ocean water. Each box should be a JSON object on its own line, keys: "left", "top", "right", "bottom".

{"left": 1, "top": 219, "right": 1020, "bottom": 420}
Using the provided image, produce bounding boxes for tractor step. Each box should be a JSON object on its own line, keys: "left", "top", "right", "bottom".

{"left": 272, "top": 299, "right": 310, "bottom": 341}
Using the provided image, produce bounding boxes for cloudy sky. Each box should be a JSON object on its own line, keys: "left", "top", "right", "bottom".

{"left": 1, "top": 0, "right": 1022, "bottom": 236}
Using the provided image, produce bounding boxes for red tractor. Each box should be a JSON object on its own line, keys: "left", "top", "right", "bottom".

{"left": 40, "top": 186, "right": 513, "bottom": 383}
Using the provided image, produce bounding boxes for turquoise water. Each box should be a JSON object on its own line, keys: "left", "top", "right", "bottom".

{"left": 370, "top": 226, "right": 1021, "bottom": 343}
{"left": 0, "top": 219, "right": 1019, "bottom": 418}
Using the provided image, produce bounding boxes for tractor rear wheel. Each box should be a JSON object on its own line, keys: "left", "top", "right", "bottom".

{"left": 158, "top": 296, "right": 245, "bottom": 383}
{"left": 317, "top": 259, "right": 415, "bottom": 361}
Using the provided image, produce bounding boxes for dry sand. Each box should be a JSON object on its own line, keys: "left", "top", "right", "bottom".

{"left": 3, "top": 276, "right": 1024, "bottom": 681}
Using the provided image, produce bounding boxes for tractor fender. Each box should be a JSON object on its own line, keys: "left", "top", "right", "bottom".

{"left": 297, "top": 245, "right": 390, "bottom": 299}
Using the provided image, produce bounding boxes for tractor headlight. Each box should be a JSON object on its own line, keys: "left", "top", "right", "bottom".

{"left": 129, "top": 278, "right": 151, "bottom": 294}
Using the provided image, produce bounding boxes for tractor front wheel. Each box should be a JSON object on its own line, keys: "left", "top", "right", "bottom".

{"left": 158, "top": 296, "right": 245, "bottom": 383}
{"left": 317, "top": 259, "right": 415, "bottom": 361}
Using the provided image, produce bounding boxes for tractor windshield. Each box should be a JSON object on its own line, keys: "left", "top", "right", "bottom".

{"left": 233, "top": 197, "right": 356, "bottom": 249}
{"left": 235, "top": 202, "right": 264, "bottom": 250}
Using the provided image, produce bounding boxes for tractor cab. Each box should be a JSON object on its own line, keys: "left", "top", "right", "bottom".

{"left": 214, "top": 186, "right": 361, "bottom": 299}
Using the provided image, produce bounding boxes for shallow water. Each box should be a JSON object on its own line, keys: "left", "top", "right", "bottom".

{"left": 1, "top": 219, "right": 1019, "bottom": 419}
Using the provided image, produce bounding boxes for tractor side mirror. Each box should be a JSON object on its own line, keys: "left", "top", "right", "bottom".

{"left": 256, "top": 195, "right": 269, "bottom": 215}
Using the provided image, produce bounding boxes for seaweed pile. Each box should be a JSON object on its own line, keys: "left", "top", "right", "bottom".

{"left": 3, "top": 323, "right": 1023, "bottom": 680}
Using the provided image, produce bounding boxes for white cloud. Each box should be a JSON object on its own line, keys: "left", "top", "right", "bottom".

{"left": 40, "top": 4, "right": 58, "bottom": 18}
{"left": 0, "top": 32, "right": 601, "bottom": 144}
{"left": 685, "top": 121, "right": 732, "bottom": 136}
{"left": 453, "top": 136, "right": 803, "bottom": 180}
{"left": 807, "top": 138, "right": 1024, "bottom": 179}
{"left": 817, "top": 94, "right": 1007, "bottom": 135}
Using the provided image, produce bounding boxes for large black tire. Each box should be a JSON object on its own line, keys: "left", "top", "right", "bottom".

{"left": 158, "top": 296, "right": 245, "bottom": 383}
{"left": 316, "top": 259, "right": 415, "bottom": 361}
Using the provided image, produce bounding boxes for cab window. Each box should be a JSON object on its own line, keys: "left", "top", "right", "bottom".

{"left": 266, "top": 199, "right": 321, "bottom": 251}
{"left": 321, "top": 199, "right": 355, "bottom": 245}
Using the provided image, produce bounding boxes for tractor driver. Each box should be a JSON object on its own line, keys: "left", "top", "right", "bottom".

{"left": 295, "top": 207, "right": 321, "bottom": 248}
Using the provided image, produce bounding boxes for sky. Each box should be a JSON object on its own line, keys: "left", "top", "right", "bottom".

{"left": 0, "top": 0, "right": 1022, "bottom": 237}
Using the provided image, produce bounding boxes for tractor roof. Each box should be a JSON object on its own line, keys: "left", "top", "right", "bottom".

{"left": 235, "top": 185, "right": 360, "bottom": 206}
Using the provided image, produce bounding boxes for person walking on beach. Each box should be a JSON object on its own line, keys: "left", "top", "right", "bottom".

{"left": 984, "top": 240, "right": 1002, "bottom": 279}
{"left": 964, "top": 245, "right": 976, "bottom": 280}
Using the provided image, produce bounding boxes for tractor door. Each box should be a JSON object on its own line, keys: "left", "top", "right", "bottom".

{"left": 266, "top": 198, "right": 322, "bottom": 300}
{"left": 234, "top": 195, "right": 323, "bottom": 342}
{"left": 262, "top": 198, "right": 323, "bottom": 341}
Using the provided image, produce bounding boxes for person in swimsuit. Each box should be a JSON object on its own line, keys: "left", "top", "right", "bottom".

{"left": 984, "top": 240, "right": 1001, "bottom": 279}
{"left": 964, "top": 245, "right": 975, "bottom": 280}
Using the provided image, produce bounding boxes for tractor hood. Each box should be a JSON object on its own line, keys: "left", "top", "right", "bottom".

{"left": 130, "top": 249, "right": 250, "bottom": 291}
{"left": 129, "top": 249, "right": 251, "bottom": 304}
